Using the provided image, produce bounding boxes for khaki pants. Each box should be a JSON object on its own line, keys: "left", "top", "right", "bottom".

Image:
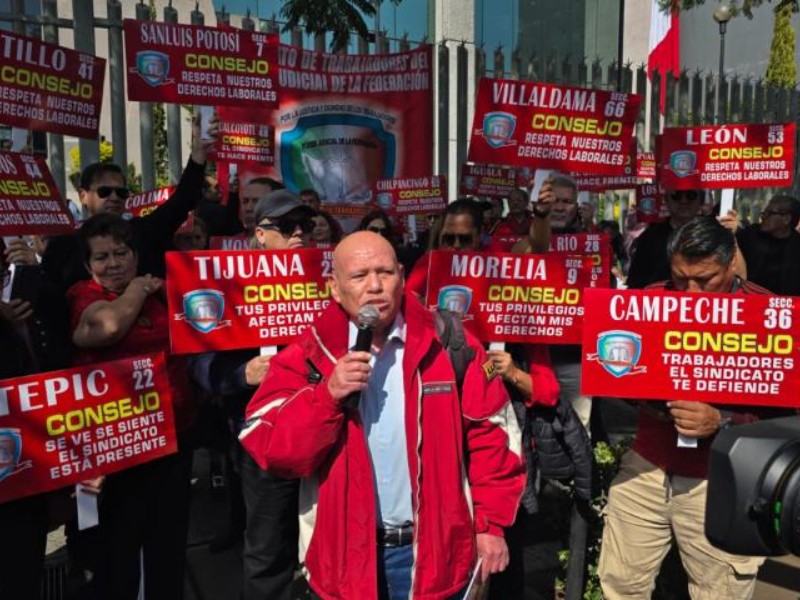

{"left": 598, "top": 450, "right": 763, "bottom": 600}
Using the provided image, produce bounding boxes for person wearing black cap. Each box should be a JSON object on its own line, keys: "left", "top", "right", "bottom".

{"left": 187, "top": 189, "right": 315, "bottom": 600}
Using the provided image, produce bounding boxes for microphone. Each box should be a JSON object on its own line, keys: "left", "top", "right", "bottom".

{"left": 343, "top": 304, "right": 380, "bottom": 411}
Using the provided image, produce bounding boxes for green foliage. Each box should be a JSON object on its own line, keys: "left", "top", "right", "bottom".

{"left": 766, "top": 2, "right": 797, "bottom": 87}
{"left": 152, "top": 102, "right": 170, "bottom": 188}
{"left": 68, "top": 139, "right": 115, "bottom": 190}
{"left": 280, "top": 0, "right": 403, "bottom": 51}
{"left": 659, "top": 0, "right": 798, "bottom": 19}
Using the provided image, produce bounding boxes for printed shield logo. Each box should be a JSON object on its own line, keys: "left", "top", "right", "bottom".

{"left": 668, "top": 151, "right": 697, "bottom": 178}
{"left": 462, "top": 176, "right": 477, "bottom": 190}
{"left": 182, "top": 289, "right": 227, "bottom": 334}
{"left": 639, "top": 197, "right": 656, "bottom": 215}
{"left": 482, "top": 112, "right": 517, "bottom": 149}
{"left": 0, "top": 428, "right": 25, "bottom": 484}
{"left": 135, "top": 51, "right": 171, "bottom": 86}
{"left": 376, "top": 193, "right": 393, "bottom": 209}
{"left": 595, "top": 330, "right": 643, "bottom": 377}
{"left": 437, "top": 285, "right": 473, "bottom": 315}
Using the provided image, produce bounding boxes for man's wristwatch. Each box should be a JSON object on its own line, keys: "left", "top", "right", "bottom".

{"left": 717, "top": 410, "right": 733, "bottom": 430}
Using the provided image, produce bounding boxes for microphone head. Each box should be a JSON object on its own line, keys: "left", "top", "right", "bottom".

{"left": 357, "top": 304, "right": 380, "bottom": 328}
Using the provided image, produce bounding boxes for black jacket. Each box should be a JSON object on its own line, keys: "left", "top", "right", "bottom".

{"left": 736, "top": 226, "right": 800, "bottom": 296}
{"left": 626, "top": 220, "right": 674, "bottom": 289}
{"left": 507, "top": 345, "right": 593, "bottom": 514}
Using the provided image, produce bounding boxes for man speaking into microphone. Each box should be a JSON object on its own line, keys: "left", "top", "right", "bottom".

{"left": 240, "top": 231, "right": 525, "bottom": 599}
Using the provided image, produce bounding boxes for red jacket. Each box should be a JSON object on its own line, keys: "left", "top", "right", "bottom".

{"left": 240, "top": 292, "right": 525, "bottom": 599}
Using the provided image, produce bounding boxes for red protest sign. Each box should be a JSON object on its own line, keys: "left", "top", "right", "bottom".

{"left": 0, "top": 30, "right": 104, "bottom": 139}
{"left": 0, "top": 152, "right": 75, "bottom": 236}
{"left": 459, "top": 164, "right": 519, "bottom": 198}
{"left": 0, "top": 353, "right": 177, "bottom": 504}
{"left": 468, "top": 77, "right": 641, "bottom": 175}
{"left": 208, "top": 234, "right": 250, "bottom": 251}
{"left": 375, "top": 175, "right": 446, "bottom": 236}
{"left": 580, "top": 288, "right": 800, "bottom": 407}
{"left": 637, "top": 152, "right": 656, "bottom": 179}
{"left": 571, "top": 139, "right": 649, "bottom": 192}
{"left": 659, "top": 122, "right": 796, "bottom": 190}
{"left": 165, "top": 248, "right": 332, "bottom": 354}
{"left": 123, "top": 20, "right": 278, "bottom": 108}
{"left": 213, "top": 106, "right": 275, "bottom": 164}
{"left": 424, "top": 250, "right": 597, "bottom": 344}
{"left": 485, "top": 233, "right": 612, "bottom": 286}
{"left": 123, "top": 185, "right": 176, "bottom": 219}
{"left": 635, "top": 183, "right": 668, "bottom": 224}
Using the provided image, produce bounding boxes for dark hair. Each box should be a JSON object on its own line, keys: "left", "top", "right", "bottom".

{"left": 770, "top": 194, "right": 800, "bottom": 229}
{"left": 551, "top": 174, "right": 578, "bottom": 195}
{"left": 77, "top": 213, "right": 135, "bottom": 265}
{"left": 429, "top": 198, "right": 483, "bottom": 250}
{"left": 314, "top": 210, "right": 343, "bottom": 243}
{"left": 299, "top": 188, "right": 321, "bottom": 202}
{"left": 246, "top": 177, "right": 284, "bottom": 191}
{"left": 667, "top": 216, "right": 735, "bottom": 266}
{"left": 79, "top": 162, "right": 126, "bottom": 191}
{"left": 357, "top": 209, "right": 396, "bottom": 244}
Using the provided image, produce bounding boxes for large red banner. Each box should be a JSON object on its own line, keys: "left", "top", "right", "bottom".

{"left": 581, "top": 288, "right": 800, "bottom": 407}
{"left": 659, "top": 122, "right": 796, "bottom": 190}
{"left": 0, "top": 30, "right": 105, "bottom": 139}
{"left": 165, "top": 248, "right": 332, "bottom": 354}
{"left": 122, "top": 185, "right": 176, "bottom": 219}
{"left": 0, "top": 152, "right": 75, "bottom": 236}
{"left": 425, "top": 250, "right": 596, "bottom": 344}
{"left": 123, "top": 20, "right": 278, "bottom": 108}
{"left": 468, "top": 78, "right": 641, "bottom": 175}
{"left": 0, "top": 353, "right": 177, "bottom": 504}
{"left": 459, "top": 164, "right": 519, "bottom": 198}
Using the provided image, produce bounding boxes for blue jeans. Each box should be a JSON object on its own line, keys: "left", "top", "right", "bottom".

{"left": 378, "top": 545, "right": 467, "bottom": 599}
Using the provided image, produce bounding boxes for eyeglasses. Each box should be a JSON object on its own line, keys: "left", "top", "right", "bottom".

{"left": 257, "top": 216, "right": 314, "bottom": 237}
{"left": 367, "top": 226, "right": 388, "bottom": 236}
{"left": 440, "top": 233, "right": 476, "bottom": 248}
{"left": 95, "top": 186, "right": 130, "bottom": 200}
{"left": 761, "top": 210, "right": 789, "bottom": 218}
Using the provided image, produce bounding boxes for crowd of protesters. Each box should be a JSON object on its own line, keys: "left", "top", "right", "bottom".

{"left": 2, "top": 109, "right": 800, "bottom": 600}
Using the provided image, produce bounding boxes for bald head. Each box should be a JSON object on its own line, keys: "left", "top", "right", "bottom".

{"left": 330, "top": 231, "right": 404, "bottom": 335}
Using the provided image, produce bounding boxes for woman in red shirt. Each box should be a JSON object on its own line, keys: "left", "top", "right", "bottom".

{"left": 68, "top": 213, "right": 195, "bottom": 600}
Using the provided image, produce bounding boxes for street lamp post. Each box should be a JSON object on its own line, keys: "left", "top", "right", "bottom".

{"left": 713, "top": 2, "right": 733, "bottom": 123}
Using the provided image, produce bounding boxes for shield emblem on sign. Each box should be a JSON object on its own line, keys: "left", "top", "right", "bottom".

{"left": 136, "top": 51, "right": 171, "bottom": 86}
{"left": 437, "top": 285, "right": 473, "bottom": 315}
{"left": 183, "top": 289, "right": 226, "bottom": 334}
{"left": 669, "top": 151, "right": 697, "bottom": 178}
{"left": 482, "top": 112, "right": 517, "bottom": 149}
{"left": 463, "top": 176, "right": 477, "bottom": 190}
{"left": 639, "top": 197, "right": 656, "bottom": 215}
{"left": 596, "top": 330, "right": 642, "bottom": 377}
{"left": 0, "top": 429, "right": 23, "bottom": 483}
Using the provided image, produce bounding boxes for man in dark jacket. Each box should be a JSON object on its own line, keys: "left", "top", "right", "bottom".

{"left": 41, "top": 112, "right": 217, "bottom": 291}
{"left": 736, "top": 194, "right": 800, "bottom": 296}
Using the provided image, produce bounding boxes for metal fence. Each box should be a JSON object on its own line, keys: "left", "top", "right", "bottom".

{"left": 2, "top": 2, "right": 798, "bottom": 201}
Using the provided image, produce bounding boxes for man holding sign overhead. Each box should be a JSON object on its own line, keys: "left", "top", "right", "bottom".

{"left": 598, "top": 217, "right": 772, "bottom": 599}
{"left": 240, "top": 231, "right": 525, "bottom": 599}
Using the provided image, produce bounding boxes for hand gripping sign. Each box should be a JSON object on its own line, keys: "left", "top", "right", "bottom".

{"left": 123, "top": 20, "right": 279, "bottom": 108}
{"left": 581, "top": 288, "right": 800, "bottom": 408}
{"left": 425, "top": 250, "right": 596, "bottom": 345}
{"left": 0, "top": 152, "right": 75, "bottom": 236}
{"left": 166, "top": 248, "right": 332, "bottom": 354}
{"left": 468, "top": 77, "right": 641, "bottom": 175}
{"left": 659, "top": 122, "right": 796, "bottom": 191}
{"left": 0, "top": 353, "right": 176, "bottom": 504}
{"left": 0, "top": 29, "right": 105, "bottom": 139}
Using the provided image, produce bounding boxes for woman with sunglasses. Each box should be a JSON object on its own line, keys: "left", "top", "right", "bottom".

{"left": 67, "top": 214, "right": 198, "bottom": 600}
{"left": 357, "top": 209, "right": 398, "bottom": 243}
{"left": 311, "top": 210, "right": 343, "bottom": 245}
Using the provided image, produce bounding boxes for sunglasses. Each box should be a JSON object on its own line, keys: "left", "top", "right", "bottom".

{"left": 367, "top": 226, "right": 388, "bottom": 235}
{"left": 258, "top": 216, "right": 314, "bottom": 237}
{"left": 440, "top": 233, "right": 476, "bottom": 248}
{"left": 761, "top": 210, "right": 789, "bottom": 218}
{"left": 95, "top": 186, "right": 130, "bottom": 199}
{"left": 668, "top": 191, "right": 699, "bottom": 202}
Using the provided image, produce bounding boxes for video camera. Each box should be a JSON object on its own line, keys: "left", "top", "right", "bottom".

{"left": 706, "top": 416, "right": 800, "bottom": 556}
